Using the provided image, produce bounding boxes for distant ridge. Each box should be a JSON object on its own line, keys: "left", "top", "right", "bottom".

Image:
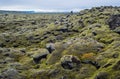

{"left": 0, "top": 10, "right": 35, "bottom": 14}
{"left": 0, "top": 10, "right": 78, "bottom": 14}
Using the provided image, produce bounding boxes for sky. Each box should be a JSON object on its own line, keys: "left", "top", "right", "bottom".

{"left": 0, "top": 0, "right": 120, "bottom": 12}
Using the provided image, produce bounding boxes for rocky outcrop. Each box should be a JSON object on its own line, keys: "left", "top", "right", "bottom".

{"left": 108, "top": 14, "right": 120, "bottom": 30}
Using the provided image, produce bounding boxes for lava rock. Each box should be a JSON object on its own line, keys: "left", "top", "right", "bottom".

{"left": 112, "top": 53, "right": 119, "bottom": 58}
{"left": 56, "top": 28, "right": 69, "bottom": 32}
{"left": 1, "top": 68, "right": 22, "bottom": 79}
{"left": 33, "top": 54, "right": 48, "bottom": 64}
{"left": 78, "top": 19, "right": 85, "bottom": 27}
{"left": 46, "top": 43, "right": 55, "bottom": 53}
{"left": 113, "top": 60, "right": 120, "bottom": 70}
{"left": 108, "top": 14, "right": 120, "bottom": 30}
{"left": 82, "top": 60, "right": 100, "bottom": 69}
{"left": 0, "top": 43, "right": 6, "bottom": 47}
{"left": 95, "top": 72, "right": 109, "bottom": 79}
{"left": 113, "top": 27, "right": 120, "bottom": 34}
{"left": 60, "top": 55, "right": 80, "bottom": 69}
{"left": 32, "top": 49, "right": 49, "bottom": 64}
{"left": 92, "top": 31, "right": 97, "bottom": 36}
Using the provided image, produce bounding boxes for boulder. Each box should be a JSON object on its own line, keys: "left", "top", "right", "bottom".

{"left": 46, "top": 43, "right": 55, "bottom": 53}
{"left": 113, "top": 27, "right": 120, "bottom": 34}
{"left": 32, "top": 49, "right": 49, "bottom": 63}
{"left": 1, "top": 68, "right": 22, "bottom": 79}
{"left": 60, "top": 55, "right": 80, "bottom": 69}
{"left": 108, "top": 14, "right": 120, "bottom": 30}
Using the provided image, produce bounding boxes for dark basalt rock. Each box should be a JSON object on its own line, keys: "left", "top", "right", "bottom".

{"left": 56, "top": 28, "right": 70, "bottom": 32}
{"left": 61, "top": 55, "right": 80, "bottom": 69}
{"left": 108, "top": 14, "right": 120, "bottom": 30}
{"left": 78, "top": 19, "right": 85, "bottom": 27}
{"left": 32, "top": 49, "right": 50, "bottom": 64}
{"left": 46, "top": 43, "right": 55, "bottom": 53}
{"left": 82, "top": 60, "right": 100, "bottom": 69}
{"left": 113, "top": 27, "right": 120, "bottom": 34}
{"left": 33, "top": 54, "right": 48, "bottom": 64}
{"left": 112, "top": 60, "right": 120, "bottom": 70}
{"left": 112, "top": 53, "right": 119, "bottom": 58}
{"left": 103, "top": 63, "right": 112, "bottom": 68}
{"left": 92, "top": 31, "right": 97, "bottom": 36}
{"left": 95, "top": 72, "right": 109, "bottom": 79}
{"left": 0, "top": 43, "right": 6, "bottom": 47}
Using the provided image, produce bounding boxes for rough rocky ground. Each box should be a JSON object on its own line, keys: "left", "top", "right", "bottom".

{"left": 0, "top": 6, "right": 120, "bottom": 79}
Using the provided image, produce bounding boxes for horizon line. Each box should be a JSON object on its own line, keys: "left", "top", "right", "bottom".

{"left": 0, "top": 8, "right": 83, "bottom": 12}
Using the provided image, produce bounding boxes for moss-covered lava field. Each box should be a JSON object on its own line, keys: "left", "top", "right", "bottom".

{"left": 0, "top": 6, "right": 120, "bottom": 79}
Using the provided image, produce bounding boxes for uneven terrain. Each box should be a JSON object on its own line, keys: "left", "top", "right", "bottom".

{"left": 0, "top": 6, "right": 120, "bottom": 79}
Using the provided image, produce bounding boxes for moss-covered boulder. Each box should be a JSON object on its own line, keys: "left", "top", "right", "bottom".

{"left": 60, "top": 55, "right": 80, "bottom": 69}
